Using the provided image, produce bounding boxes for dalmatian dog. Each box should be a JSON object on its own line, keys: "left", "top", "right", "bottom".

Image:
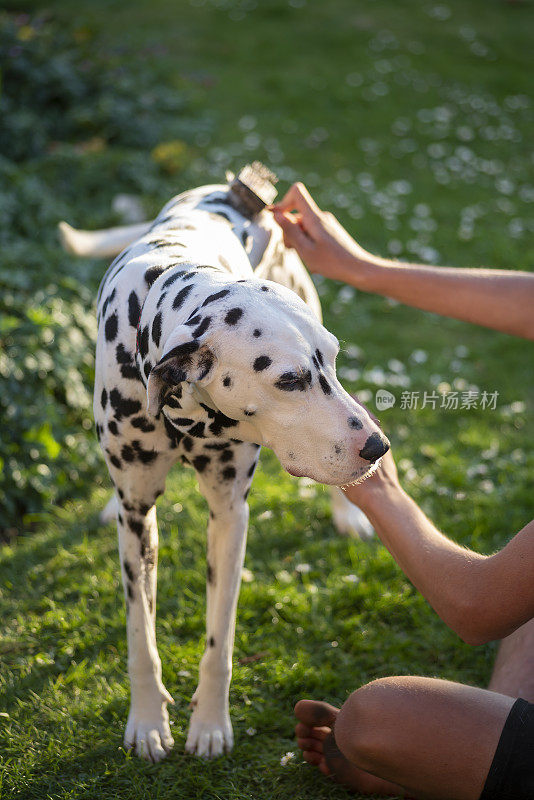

{"left": 59, "top": 165, "right": 389, "bottom": 762}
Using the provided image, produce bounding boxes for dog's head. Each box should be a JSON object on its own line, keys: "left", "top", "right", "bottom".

{"left": 147, "top": 279, "right": 389, "bottom": 486}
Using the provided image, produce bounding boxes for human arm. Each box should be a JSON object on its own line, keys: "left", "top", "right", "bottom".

{"left": 344, "top": 451, "right": 534, "bottom": 645}
{"left": 271, "top": 183, "right": 534, "bottom": 340}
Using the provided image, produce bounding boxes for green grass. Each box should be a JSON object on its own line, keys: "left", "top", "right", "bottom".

{"left": 1, "top": 0, "right": 533, "bottom": 797}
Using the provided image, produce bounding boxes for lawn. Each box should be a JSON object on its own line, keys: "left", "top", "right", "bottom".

{"left": 0, "top": 0, "right": 533, "bottom": 798}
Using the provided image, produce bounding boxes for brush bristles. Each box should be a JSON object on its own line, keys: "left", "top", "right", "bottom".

{"left": 228, "top": 161, "right": 278, "bottom": 217}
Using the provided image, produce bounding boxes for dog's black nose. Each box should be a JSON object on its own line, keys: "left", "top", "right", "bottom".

{"left": 359, "top": 432, "right": 390, "bottom": 464}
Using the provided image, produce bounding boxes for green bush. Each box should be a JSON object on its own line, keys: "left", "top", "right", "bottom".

{"left": 0, "top": 12, "right": 207, "bottom": 538}
{"left": 0, "top": 12, "right": 193, "bottom": 162}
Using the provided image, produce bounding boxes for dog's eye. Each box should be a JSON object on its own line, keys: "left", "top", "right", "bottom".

{"left": 274, "top": 371, "right": 310, "bottom": 392}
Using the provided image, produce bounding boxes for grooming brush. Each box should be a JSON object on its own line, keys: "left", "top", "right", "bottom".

{"left": 226, "top": 161, "right": 278, "bottom": 218}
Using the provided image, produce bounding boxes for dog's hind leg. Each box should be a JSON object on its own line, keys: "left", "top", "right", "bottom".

{"left": 185, "top": 441, "right": 260, "bottom": 758}
{"left": 58, "top": 220, "right": 152, "bottom": 258}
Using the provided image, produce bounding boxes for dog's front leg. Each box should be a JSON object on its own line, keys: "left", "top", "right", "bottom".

{"left": 185, "top": 443, "right": 260, "bottom": 758}
{"left": 117, "top": 501, "right": 174, "bottom": 762}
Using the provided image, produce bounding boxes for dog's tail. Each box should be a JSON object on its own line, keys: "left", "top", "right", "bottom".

{"left": 58, "top": 220, "right": 152, "bottom": 258}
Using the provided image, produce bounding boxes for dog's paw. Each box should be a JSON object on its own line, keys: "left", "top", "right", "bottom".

{"left": 124, "top": 692, "right": 174, "bottom": 762}
{"left": 330, "top": 486, "right": 374, "bottom": 540}
{"left": 185, "top": 709, "right": 233, "bottom": 758}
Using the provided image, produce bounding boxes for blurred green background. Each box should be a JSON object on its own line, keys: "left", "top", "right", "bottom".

{"left": 0, "top": 1, "right": 532, "bottom": 798}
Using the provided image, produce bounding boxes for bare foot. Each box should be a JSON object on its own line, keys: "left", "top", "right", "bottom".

{"left": 294, "top": 699, "right": 408, "bottom": 797}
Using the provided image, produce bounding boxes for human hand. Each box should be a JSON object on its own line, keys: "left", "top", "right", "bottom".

{"left": 270, "top": 183, "right": 375, "bottom": 283}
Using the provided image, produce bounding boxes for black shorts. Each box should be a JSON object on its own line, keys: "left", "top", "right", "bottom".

{"left": 479, "top": 697, "right": 534, "bottom": 800}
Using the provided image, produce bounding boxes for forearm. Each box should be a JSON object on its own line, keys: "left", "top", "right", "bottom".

{"left": 358, "top": 484, "right": 534, "bottom": 644}
{"left": 360, "top": 485, "right": 487, "bottom": 641}
{"left": 338, "top": 255, "right": 534, "bottom": 340}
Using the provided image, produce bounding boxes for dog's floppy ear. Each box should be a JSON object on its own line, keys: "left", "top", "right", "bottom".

{"left": 146, "top": 326, "right": 217, "bottom": 416}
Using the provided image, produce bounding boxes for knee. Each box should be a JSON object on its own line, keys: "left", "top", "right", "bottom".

{"left": 334, "top": 678, "right": 401, "bottom": 772}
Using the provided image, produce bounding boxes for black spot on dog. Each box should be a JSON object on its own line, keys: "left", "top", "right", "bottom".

{"left": 315, "top": 349, "right": 324, "bottom": 367}
{"left": 189, "top": 421, "right": 205, "bottom": 438}
{"left": 101, "top": 388, "right": 108, "bottom": 410}
{"left": 247, "top": 462, "right": 257, "bottom": 478}
{"left": 162, "top": 270, "right": 186, "bottom": 289}
{"left": 159, "top": 339, "right": 199, "bottom": 364}
{"left": 219, "top": 449, "right": 233, "bottom": 465}
{"left": 108, "top": 420, "right": 118, "bottom": 435}
{"left": 172, "top": 417, "right": 194, "bottom": 426}
{"left": 124, "top": 560, "right": 134, "bottom": 582}
{"left": 143, "top": 361, "right": 151, "bottom": 379}
{"left": 132, "top": 416, "right": 156, "bottom": 432}
{"left": 208, "top": 410, "right": 239, "bottom": 437}
{"left": 132, "top": 440, "right": 158, "bottom": 464}
{"left": 222, "top": 466, "right": 236, "bottom": 481}
{"left": 156, "top": 291, "right": 167, "bottom": 309}
{"left": 118, "top": 512, "right": 124, "bottom": 526}
{"left": 164, "top": 415, "right": 183, "bottom": 448}
{"left": 105, "top": 313, "right": 118, "bottom": 342}
{"left": 319, "top": 374, "right": 332, "bottom": 395}
{"left": 118, "top": 489, "right": 124, "bottom": 499}
{"left": 165, "top": 393, "right": 182, "bottom": 408}
{"left": 223, "top": 375, "right": 232, "bottom": 387}
{"left": 128, "top": 291, "right": 141, "bottom": 328}
{"left": 208, "top": 636, "right": 215, "bottom": 647}
{"left": 193, "top": 316, "right": 211, "bottom": 337}
{"left": 127, "top": 583, "right": 134, "bottom": 601}
{"left": 243, "top": 408, "right": 256, "bottom": 416}
{"left": 123, "top": 363, "right": 141, "bottom": 381}
{"left": 192, "top": 455, "right": 210, "bottom": 472}
{"left": 152, "top": 312, "right": 163, "bottom": 346}
{"left": 101, "top": 288, "right": 116, "bottom": 318}
{"left": 312, "top": 354, "right": 320, "bottom": 370}
{"left": 202, "top": 289, "right": 231, "bottom": 307}
{"left": 110, "top": 389, "right": 141, "bottom": 420}
{"left": 207, "top": 562, "right": 214, "bottom": 584}
{"left": 116, "top": 343, "right": 140, "bottom": 380}
{"left": 243, "top": 487, "right": 251, "bottom": 501}
{"left": 139, "top": 503, "right": 151, "bottom": 515}
{"left": 128, "top": 517, "right": 144, "bottom": 537}
{"left": 144, "top": 265, "right": 168, "bottom": 286}
{"left": 253, "top": 329, "right": 262, "bottom": 337}
{"left": 183, "top": 436, "right": 193, "bottom": 452}
{"left": 116, "top": 343, "right": 131, "bottom": 364}
{"left": 334, "top": 444, "right": 343, "bottom": 455}
{"left": 205, "top": 442, "right": 231, "bottom": 451}
{"left": 184, "top": 314, "right": 202, "bottom": 328}
{"left": 138, "top": 326, "right": 149, "bottom": 359}
{"left": 173, "top": 284, "right": 193, "bottom": 310}
{"left": 348, "top": 416, "right": 363, "bottom": 430}
{"left": 260, "top": 285, "right": 269, "bottom": 292}
{"left": 225, "top": 307, "right": 243, "bottom": 325}
{"left": 253, "top": 355, "right": 272, "bottom": 372}
{"left": 121, "top": 444, "right": 135, "bottom": 462}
